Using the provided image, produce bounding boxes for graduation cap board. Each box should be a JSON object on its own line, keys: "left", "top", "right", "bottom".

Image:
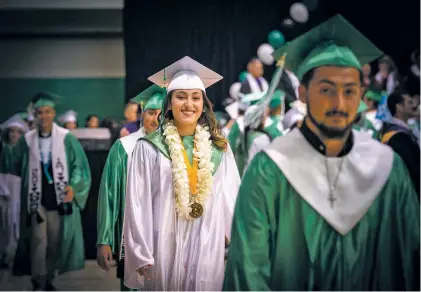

{"left": 269, "top": 89, "right": 286, "bottom": 109}
{"left": 1, "top": 113, "right": 28, "bottom": 132}
{"left": 31, "top": 92, "right": 62, "bottom": 109}
{"left": 272, "top": 14, "right": 383, "bottom": 81}
{"left": 132, "top": 85, "right": 165, "bottom": 111}
{"left": 364, "top": 89, "right": 383, "bottom": 102}
{"left": 58, "top": 110, "right": 77, "bottom": 124}
{"left": 148, "top": 56, "right": 223, "bottom": 93}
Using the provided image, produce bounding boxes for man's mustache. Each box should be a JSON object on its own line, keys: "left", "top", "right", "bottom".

{"left": 325, "top": 109, "right": 349, "bottom": 117}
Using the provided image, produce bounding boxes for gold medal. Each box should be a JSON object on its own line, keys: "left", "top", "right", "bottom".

{"left": 189, "top": 202, "right": 204, "bottom": 219}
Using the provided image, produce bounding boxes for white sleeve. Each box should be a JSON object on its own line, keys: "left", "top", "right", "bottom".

{"left": 123, "top": 140, "right": 159, "bottom": 289}
{"left": 221, "top": 145, "right": 241, "bottom": 240}
{"left": 245, "top": 135, "right": 271, "bottom": 173}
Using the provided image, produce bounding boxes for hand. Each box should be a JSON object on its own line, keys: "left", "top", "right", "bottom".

{"left": 63, "top": 186, "right": 74, "bottom": 203}
{"left": 97, "top": 245, "right": 113, "bottom": 271}
{"left": 225, "top": 119, "right": 235, "bottom": 130}
{"left": 137, "top": 264, "right": 152, "bottom": 280}
{"left": 120, "top": 127, "right": 130, "bottom": 138}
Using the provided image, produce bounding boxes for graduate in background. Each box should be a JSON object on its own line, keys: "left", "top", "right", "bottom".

{"left": 381, "top": 89, "right": 420, "bottom": 199}
{"left": 1, "top": 114, "right": 28, "bottom": 147}
{"left": 85, "top": 114, "right": 100, "bottom": 129}
{"left": 352, "top": 100, "right": 379, "bottom": 139}
{"left": 120, "top": 102, "right": 142, "bottom": 137}
{"left": 224, "top": 15, "right": 419, "bottom": 291}
{"left": 239, "top": 58, "right": 269, "bottom": 95}
{"left": 362, "top": 87, "right": 384, "bottom": 131}
{"left": 264, "top": 89, "right": 286, "bottom": 139}
{"left": 123, "top": 57, "right": 240, "bottom": 290}
{"left": 58, "top": 110, "right": 78, "bottom": 130}
{"left": 9, "top": 92, "right": 91, "bottom": 291}
{"left": 282, "top": 99, "right": 307, "bottom": 130}
{"left": 0, "top": 114, "right": 27, "bottom": 268}
{"left": 96, "top": 85, "right": 164, "bottom": 291}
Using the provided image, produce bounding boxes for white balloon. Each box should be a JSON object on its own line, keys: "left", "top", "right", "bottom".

{"left": 290, "top": 3, "right": 309, "bottom": 23}
{"left": 229, "top": 82, "right": 242, "bottom": 100}
{"left": 257, "top": 43, "right": 274, "bottom": 65}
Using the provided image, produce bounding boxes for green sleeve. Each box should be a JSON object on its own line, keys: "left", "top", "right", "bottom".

{"left": 64, "top": 133, "right": 92, "bottom": 210}
{"left": 227, "top": 121, "right": 240, "bottom": 151}
{"left": 96, "top": 140, "right": 127, "bottom": 251}
{"left": 8, "top": 136, "right": 28, "bottom": 175}
{"left": 224, "top": 152, "right": 276, "bottom": 291}
{"left": 0, "top": 142, "right": 13, "bottom": 173}
{"left": 393, "top": 154, "right": 420, "bottom": 290}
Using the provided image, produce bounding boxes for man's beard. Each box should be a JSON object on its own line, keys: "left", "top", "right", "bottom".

{"left": 307, "top": 101, "right": 354, "bottom": 139}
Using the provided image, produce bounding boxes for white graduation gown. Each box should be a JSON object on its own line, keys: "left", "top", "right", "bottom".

{"left": 123, "top": 140, "right": 240, "bottom": 291}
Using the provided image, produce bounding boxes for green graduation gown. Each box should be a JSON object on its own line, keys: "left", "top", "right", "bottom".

{"left": 227, "top": 117, "right": 246, "bottom": 174}
{"left": 224, "top": 128, "right": 420, "bottom": 291}
{"left": 352, "top": 116, "right": 379, "bottom": 140}
{"left": 0, "top": 141, "right": 13, "bottom": 173}
{"left": 97, "top": 128, "right": 145, "bottom": 257}
{"left": 10, "top": 130, "right": 91, "bottom": 276}
{"left": 264, "top": 115, "right": 283, "bottom": 139}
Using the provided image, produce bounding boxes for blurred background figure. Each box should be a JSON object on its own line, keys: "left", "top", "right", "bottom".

{"left": 119, "top": 101, "right": 142, "bottom": 137}
{"left": 58, "top": 110, "right": 78, "bottom": 130}
{"left": 1, "top": 114, "right": 28, "bottom": 147}
{"left": 361, "top": 63, "right": 373, "bottom": 92}
{"left": 85, "top": 114, "right": 100, "bottom": 129}
{"left": 381, "top": 90, "right": 420, "bottom": 199}
{"left": 239, "top": 58, "right": 268, "bottom": 95}
{"left": 374, "top": 55, "right": 401, "bottom": 94}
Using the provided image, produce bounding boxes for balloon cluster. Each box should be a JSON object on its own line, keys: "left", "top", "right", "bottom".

{"left": 228, "top": 1, "right": 318, "bottom": 100}
{"left": 257, "top": 1, "right": 316, "bottom": 66}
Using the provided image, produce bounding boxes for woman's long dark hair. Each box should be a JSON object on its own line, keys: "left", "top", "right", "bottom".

{"left": 160, "top": 90, "right": 228, "bottom": 150}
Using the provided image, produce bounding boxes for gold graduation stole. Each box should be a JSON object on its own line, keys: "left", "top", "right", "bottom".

{"left": 181, "top": 144, "right": 204, "bottom": 218}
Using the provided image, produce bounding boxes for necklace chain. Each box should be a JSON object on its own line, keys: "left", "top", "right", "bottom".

{"left": 324, "top": 157, "right": 345, "bottom": 208}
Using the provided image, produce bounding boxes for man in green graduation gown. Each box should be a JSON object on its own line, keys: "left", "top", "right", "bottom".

{"left": 224, "top": 15, "right": 420, "bottom": 291}
{"left": 9, "top": 92, "right": 91, "bottom": 290}
{"left": 96, "top": 85, "right": 164, "bottom": 291}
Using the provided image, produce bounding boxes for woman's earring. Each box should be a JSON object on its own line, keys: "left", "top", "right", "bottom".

{"left": 203, "top": 109, "right": 206, "bottom": 113}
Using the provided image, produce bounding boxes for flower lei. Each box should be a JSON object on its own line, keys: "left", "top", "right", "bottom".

{"left": 163, "top": 120, "right": 214, "bottom": 219}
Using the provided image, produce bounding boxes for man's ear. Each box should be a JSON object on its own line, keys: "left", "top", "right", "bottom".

{"left": 298, "top": 85, "right": 307, "bottom": 104}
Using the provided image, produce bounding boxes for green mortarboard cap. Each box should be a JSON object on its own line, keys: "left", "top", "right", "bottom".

{"left": 132, "top": 85, "right": 165, "bottom": 111}
{"left": 364, "top": 88, "right": 383, "bottom": 102}
{"left": 31, "top": 92, "right": 62, "bottom": 109}
{"left": 269, "top": 89, "right": 285, "bottom": 109}
{"left": 273, "top": 14, "right": 383, "bottom": 81}
{"left": 18, "top": 112, "right": 29, "bottom": 120}
{"left": 357, "top": 100, "right": 368, "bottom": 113}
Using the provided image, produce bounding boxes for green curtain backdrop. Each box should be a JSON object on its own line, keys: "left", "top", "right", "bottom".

{"left": 0, "top": 78, "right": 126, "bottom": 125}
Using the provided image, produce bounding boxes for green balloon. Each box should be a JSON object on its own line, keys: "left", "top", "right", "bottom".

{"left": 268, "top": 30, "right": 285, "bottom": 49}
{"left": 239, "top": 71, "right": 248, "bottom": 82}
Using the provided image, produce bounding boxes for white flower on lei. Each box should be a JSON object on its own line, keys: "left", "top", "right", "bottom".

{"left": 163, "top": 120, "right": 214, "bottom": 219}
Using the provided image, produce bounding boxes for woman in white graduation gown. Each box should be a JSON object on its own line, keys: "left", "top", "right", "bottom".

{"left": 123, "top": 56, "right": 241, "bottom": 291}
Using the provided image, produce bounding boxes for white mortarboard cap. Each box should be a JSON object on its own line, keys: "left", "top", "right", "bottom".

{"left": 58, "top": 110, "right": 77, "bottom": 124}
{"left": 1, "top": 114, "right": 28, "bottom": 132}
{"left": 148, "top": 56, "right": 223, "bottom": 93}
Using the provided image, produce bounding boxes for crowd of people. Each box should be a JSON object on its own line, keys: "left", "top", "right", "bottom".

{"left": 0, "top": 13, "right": 419, "bottom": 291}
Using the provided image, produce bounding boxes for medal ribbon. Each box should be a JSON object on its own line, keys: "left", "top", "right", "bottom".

{"left": 181, "top": 144, "right": 198, "bottom": 196}
{"left": 39, "top": 139, "right": 53, "bottom": 184}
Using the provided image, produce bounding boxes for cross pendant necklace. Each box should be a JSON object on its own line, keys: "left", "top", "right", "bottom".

{"left": 324, "top": 157, "right": 345, "bottom": 208}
